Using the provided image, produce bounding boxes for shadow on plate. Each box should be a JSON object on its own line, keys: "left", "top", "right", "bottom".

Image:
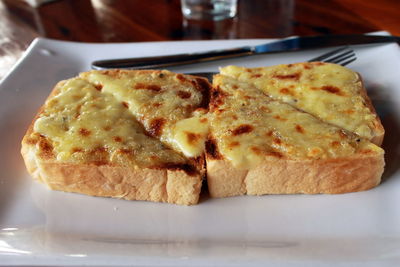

{"left": 368, "top": 85, "right": 400, "bottom": 182}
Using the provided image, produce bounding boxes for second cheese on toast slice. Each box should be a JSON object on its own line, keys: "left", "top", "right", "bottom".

{"left": 206, "top": 74, "right": 384, "bottom": 198}
{"left": 220, "top": 63, "right": 384, "bottom": 145}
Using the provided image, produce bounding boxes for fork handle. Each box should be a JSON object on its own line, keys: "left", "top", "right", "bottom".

{"left": 91, "top": 46, "right": 254, "bottom": 70}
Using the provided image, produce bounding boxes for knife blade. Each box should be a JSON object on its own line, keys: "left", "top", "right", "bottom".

{"left": 91, "top": 34, "right": 400, "bottom": 70}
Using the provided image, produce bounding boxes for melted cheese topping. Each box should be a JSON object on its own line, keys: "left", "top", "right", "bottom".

{"left": 80, "top": 70, "right": 208, "bottom": 157}
{"left": 211, "top": 75, "right": 383, "bottom": 169}
{"left": 220, "top": 63, "right": 382, "bottom": 141}
{"left": 33, "top": 78, "right": 187, "bottom": 167}
{"left": 172, "top": 110, "right": 209, "bottom": 157}
{"left": 31, "top": 68, "right": 383, "bottom": 171}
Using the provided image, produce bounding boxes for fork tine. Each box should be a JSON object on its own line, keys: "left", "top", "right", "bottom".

{"left": 336, "top": 56, "right": 357, "bottom": 66}
{"left": 326, "top": 50, "right": 355, "bottom": 64}
{"left": 307, "top": 46, "right": 356, "bottom": 66}
{"left": 307, "top": 46, "right": 349, "bottom": 62}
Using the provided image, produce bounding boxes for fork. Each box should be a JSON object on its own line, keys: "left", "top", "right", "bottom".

{"left": 307, "top": 46, "right": 356, "bottom": 66}
{"left": 189, "top": 46, "right": 356, "bottom": 80}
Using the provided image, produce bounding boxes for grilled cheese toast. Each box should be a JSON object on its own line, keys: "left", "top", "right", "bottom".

{"left": 206, "top": 75, "right": 384, "bottom": 197}
{"left": 21, "top": 64, "right": 385, "bottom": 204}
{"left": 21, "top": 70, "right": 209, "bottom": 205}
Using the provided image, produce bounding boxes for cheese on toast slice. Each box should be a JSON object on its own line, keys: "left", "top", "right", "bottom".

{"left": 220, "top": 63, "right": 384, "bottom": 145}
{"left": 206, "top": 74, "right": 384, "bottom": 198}
{"left": 21, "top": 71, "right": 209, "bottom": 205}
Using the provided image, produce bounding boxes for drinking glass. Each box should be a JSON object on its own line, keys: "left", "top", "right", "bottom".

{"left": 181, "top": 0, "right": 238, "bottom": 21}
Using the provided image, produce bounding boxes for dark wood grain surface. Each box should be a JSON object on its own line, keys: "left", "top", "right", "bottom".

{"left": 1, "top": 0, "right": 400, "bottom": 79}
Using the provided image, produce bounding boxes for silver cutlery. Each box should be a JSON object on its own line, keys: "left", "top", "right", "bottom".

{"left": 91, "top": 34, "right": 396, "bottom": 70}
{"left": 189, "top": 46, "right": 356, "bottom": 81}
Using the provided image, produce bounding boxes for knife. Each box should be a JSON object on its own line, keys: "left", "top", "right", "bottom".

{"left": 91, "top": 34, "right": 400, "bottom": 70}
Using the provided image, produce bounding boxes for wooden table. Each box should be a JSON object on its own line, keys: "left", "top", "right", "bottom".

{"left": 1, "top": 0, "right": 400, "bottom": 79}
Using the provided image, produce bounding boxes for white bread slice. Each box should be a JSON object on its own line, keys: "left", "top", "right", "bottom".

{"left": 220, "top": 63, "right": 385, "bottom": 145}
{"left": 21, "top": 71, "right": 210, "bottom": 205}
{"left": 206, "top": 75, "right": 384, "bottom": 198}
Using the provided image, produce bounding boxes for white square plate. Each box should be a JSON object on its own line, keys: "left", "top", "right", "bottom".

{"left": 1, "top": 35, "right": 400, "bottom": 266}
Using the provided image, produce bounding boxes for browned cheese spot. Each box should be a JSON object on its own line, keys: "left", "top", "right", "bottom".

{"left": 79, "top": 128, "right": 91, "bottom": 137}
{"left": 118, "top": 148, "right": 134, "bottom": 156}
{"left": 295, "top": 124, "right": 305, "bottom": 134}
{"left": 228, "top": 141, "right": 240, "bottom": 148}
{"left": 260, "top": 106, "right": 271, "bottom": 113}
{"left": 251, "top": 74, "right": 262, "bottom": 78}
{"left": 200, "top": 117, "right": 208, "bottom": 123}
{"left": 320, "top": 85, "right": 345, "bottom": 96}
{"left": 185, "top": 131, "right": 202, "bottom": 145}
{"left": 360, "top": 149, "right": 373, "bottom": 154}
{"left": 136, "top": 70, "right": 153, "bottom": 75}
{"left": 134, "top": 83, "right": 162, "bottom": 92}
{"left": 205, "top": 138, "right": 223, "bottom": 160}
{"left": 91, "top": 146, "right": 107, "bottom": 153}
{"left": 177, "top": 90, "right": 192, "bottom": 99}
{"left": 25, "top": 136, "right": 38, "bottom": 145}
{"left": 273, "top": 72, "right": 301, "bottom": 81}
{"left": 331, "top": 141, "right": 340, "bottom": 147}
{"left": 244, "top": 95, "right": 254, "bottom": 100}
{"left": 279, "top": 88, "right": 294, "bottom": 96}
{"left": 148, "top": 118, "right": 166, "bottom": 137}
{"left": 273, "top": 138, "right": 282, "bottom": 145}
{"left": 103, "top": 125, "right": 111, "bottom": 131}
{"left": 251, "top": 146, "right": 263, "bottom": 155}
{"left": 94, "top": 84, "right": 103, "bottom": 91}
{"left": 232, "top": 124, "right": 254, "bottom": 136}
{"left": 266, "top": 130, "right": 274, "bottom": 137}
{"left": 309, "top": 148, "right": 321, "bottom": 156}
{"left": 72, "top": 147, "right": 83, "bottom": 153}
{"left": 210, "top": 87, "right": 227, "bottom": 110}
{"left": 232, "top": 85, "right": 239, "bottom": 89}
{"left": 113, "top": 136, "right": 123, "bottom": 142}
{"left": 232, "top": 114, "right": 238, "bottom": 120}
{"left": 101, "top": 69, "right": 129, "bottom": 79}
{"left": 153, "top": 102, "right": 163, "bottom": 108}
{"left": 303, "top": 64, "right": 312, "bottom": 70}
{"left": 344, "top": 109, "right": 355, "bottom": 114}
{"left": 273, "top": 115, "right": 287, "bottom": 121}
{"left": 122, "top": 101, "right": 129, "bottom": 108}
{"left": 266, "top": 151, "right": 284, "bottom": 158}
{"left": 176, "top": 74, "right": 187, "bottom": 82}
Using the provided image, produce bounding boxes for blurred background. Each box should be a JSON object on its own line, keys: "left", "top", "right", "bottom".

{"left": 0, "top": 0, "right": 399, "bottom": 78}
